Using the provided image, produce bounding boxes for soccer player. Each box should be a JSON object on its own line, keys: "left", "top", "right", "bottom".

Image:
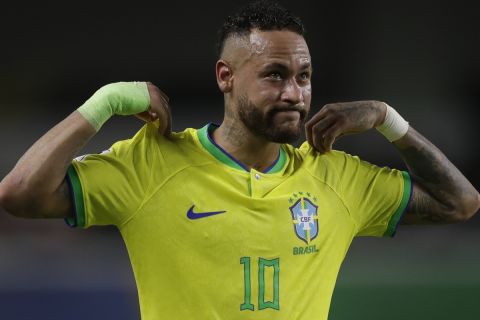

{"left": 0, "top": 1, "right": 478, "bottom": 319}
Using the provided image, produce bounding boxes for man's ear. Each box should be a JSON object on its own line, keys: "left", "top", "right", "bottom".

{"left": 216, "top": 60, "right": 234, "bottom": 93}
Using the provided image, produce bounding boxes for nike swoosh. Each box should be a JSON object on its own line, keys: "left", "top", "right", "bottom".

{"left": 186, "top": 205, "right": 226, "bottom": 219}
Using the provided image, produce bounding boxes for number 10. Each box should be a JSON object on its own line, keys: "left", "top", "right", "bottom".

{"left": 240, "top": 256, "right": 280, "bottom": 311}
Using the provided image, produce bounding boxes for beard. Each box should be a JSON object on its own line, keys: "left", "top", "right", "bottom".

{"left": 237, "top": 95, "right": 308, "bottom": 144}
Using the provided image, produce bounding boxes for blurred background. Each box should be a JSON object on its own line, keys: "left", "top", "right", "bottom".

{"left": 0, "top": 0, "right": 479, "bottom": 319}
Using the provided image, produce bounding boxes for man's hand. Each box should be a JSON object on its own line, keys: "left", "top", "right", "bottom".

{"left": 305, "top": 100, "right": 479, "bottom": 223}
{"left": 136, "top": 82, "right": 172, "bottom": 137}
{"left": 305, "top": 101, "right": 387, "bottom": 153}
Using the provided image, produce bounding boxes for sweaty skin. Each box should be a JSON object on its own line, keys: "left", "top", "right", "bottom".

{"left": 214, "top": 30, "right": 479, "bottom": 222}
{"left": 0, "top": 29, "right": 478, "bottom": 226}
{"left": 215, "top": 29, "right": 312, "bottom": 172}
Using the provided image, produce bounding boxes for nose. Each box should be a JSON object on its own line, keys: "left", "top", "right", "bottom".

{"left": 281, "top": 78, "right": 303, "bottom": 106}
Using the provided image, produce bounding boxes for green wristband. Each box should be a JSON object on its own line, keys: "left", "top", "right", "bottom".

{"left": 77, "top": 81, "right": 150, "bottom": 131}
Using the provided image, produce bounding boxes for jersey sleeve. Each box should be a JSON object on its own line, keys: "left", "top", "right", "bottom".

{"left": 334, "top": 151, "right": 412, "bottom": 237}
{"left": 65, "top": 124, "right": 156, "bottom": 228}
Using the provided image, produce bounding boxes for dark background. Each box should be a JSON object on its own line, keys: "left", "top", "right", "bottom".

{"left": 1, "top": 1, "right": 479, "bottom": 319}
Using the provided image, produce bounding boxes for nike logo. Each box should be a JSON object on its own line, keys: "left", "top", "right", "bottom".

{"left": 186, "top": 205, "right": 226, "bottom": 219}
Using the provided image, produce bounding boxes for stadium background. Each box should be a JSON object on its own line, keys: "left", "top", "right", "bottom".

{"left": 0, "top": 0, "right": 479, "bottom": 319}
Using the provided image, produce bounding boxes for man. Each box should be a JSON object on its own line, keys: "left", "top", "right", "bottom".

{"left": 0, "top": 1, "right": 478, "bottom": 319}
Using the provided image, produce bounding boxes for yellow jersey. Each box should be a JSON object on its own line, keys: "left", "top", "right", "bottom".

{"left": 66, "top": 122, "right": 411, "bottom": 319}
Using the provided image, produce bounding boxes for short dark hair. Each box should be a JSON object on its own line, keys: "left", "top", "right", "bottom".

{"left": 217, "top": 0, "right": 306, "bottom": 57}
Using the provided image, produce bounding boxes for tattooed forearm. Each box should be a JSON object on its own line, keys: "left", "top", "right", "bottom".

{"left": 405, "top": 182, "right": 453, "bottom": 224}
{"left": 393, "top": 127, "right": 479, "bottom": 224}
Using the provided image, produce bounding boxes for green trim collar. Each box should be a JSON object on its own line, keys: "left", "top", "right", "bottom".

{"left": 197, "top": 123, "right": 286, "bottom": 173}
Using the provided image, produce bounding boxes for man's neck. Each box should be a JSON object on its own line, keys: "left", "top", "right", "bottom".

{"left": 212, "top": 120, "right": 280, "bottom": 172}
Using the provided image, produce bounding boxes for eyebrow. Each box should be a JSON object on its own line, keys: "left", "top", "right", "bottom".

{"left": 262, "top": 62, "right": 312, "bottom": 72}
{"left": 262, "top": 63, "right": 289, "bottom": 72}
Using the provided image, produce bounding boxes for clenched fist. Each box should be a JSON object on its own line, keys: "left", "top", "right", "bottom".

{"left": 305, "top": 101, "right": 387, "bottom": 153}
{"left": 136, "top": 82, "right": 172, "bottom": 137}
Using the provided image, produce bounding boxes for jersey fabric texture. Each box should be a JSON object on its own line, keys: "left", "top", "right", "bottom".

{"left": 66, "top": 122, "right": 412, "bottom": 320}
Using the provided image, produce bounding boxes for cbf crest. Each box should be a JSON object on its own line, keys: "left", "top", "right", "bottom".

{"left": 289, "top": 192, "right": 319, "bottom": 244}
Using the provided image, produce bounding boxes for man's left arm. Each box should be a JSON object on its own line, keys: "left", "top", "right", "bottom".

{"left": 393, "top": 127, "right": 479, "bottom": 224}
{"left": 305, "top": 101, "right": 480, "bottom": 224}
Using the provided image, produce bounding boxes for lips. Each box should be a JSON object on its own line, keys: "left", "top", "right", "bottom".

{"left": 270, "top": 110, "right": 301, "bottom": 124}
{"left": 271, "top": 107, "right": 306, "bottom": 120}
{"left": 276, "top": 110, "right": 300, "bottom": 117}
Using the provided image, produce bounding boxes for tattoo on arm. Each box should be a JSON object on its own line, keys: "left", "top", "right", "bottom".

{"left": 394, "top": 127, "right": 479, "bottom": 224}
{"left": 403, "top": 183, "right": 451, "bottom": 224}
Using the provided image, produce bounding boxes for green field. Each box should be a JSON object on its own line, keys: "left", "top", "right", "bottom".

{"left": 329, "top": 227, "right": 480, "bottom": 320}
{"left": 330, "top": 285, "right": 480, "bottom": 319}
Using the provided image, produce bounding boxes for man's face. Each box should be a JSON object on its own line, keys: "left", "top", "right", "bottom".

{"left": 228, "top": 30, "right": 312, "bottom": 143}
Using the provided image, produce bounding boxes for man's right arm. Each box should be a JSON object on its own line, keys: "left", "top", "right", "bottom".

{"left": 0, "top": 82, "right": 170, "bottom": 219}
{"left": 0, "top": 112, "right": 95, "bottom": 219}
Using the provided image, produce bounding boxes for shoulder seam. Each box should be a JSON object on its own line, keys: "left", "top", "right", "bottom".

{"left": 117, "top": 125, "right": 168, "bottom": 228}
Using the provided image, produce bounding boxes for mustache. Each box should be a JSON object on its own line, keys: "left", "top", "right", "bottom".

{"left": 269, "top": 105, "right": 308, "bottom": 119}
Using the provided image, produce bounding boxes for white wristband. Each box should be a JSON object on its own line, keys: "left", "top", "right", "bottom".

{"left": 376, "top": 103, "right": 409, "bottom": 142}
